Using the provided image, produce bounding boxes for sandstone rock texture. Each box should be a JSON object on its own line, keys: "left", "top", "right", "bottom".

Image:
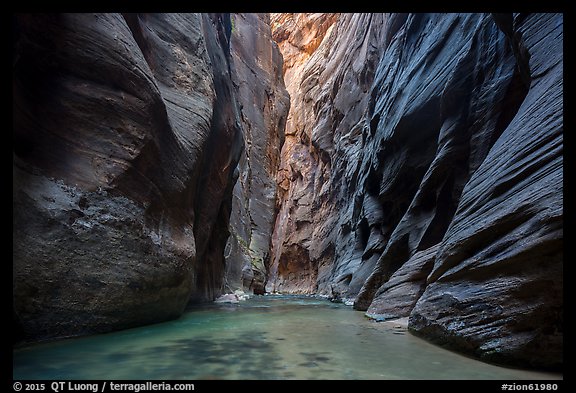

{"left": 270, "top": 13, "right": 562, "bottom": 369}
{"left": 224, "top": 13, "right": 290, "bottom": 295}
{"left": 13, "top": 12, "right": 562, "bottom": 370}
{"left": 268, "top": 13, "right": 382, "bottom": 293}
{"left": 13, "top": 13, "right": 243, "bottom": 340}
{"left": 409, "top": 13, "right": 563, "bottom": 370}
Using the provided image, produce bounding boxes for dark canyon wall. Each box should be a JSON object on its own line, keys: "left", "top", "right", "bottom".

{"left": 269, "top": 13, "right": 562, "bottom": 369}
{"left": 224, "top": 13, "right": 290, "bottom": 295}
{"left": 13, "top": 12, "right": 562, "bottom": 370}
{"left": 13, "top": 13, "right": 247, "bottom": 340}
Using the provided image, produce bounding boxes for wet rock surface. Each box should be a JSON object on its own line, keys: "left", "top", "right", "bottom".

{"left": 269, "top": 13, "right": 563, "bottom": 369}
{"left": 366, "top": 246, "right": 438, "bottom": 321}
{"left": 408, "top": 13, "right": 563, "bottom": 370}
{"left": 12, "top": 12, "right": 562, "bottom": 370}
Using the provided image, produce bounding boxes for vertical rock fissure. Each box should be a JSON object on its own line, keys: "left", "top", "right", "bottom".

{"left": 190, "top": 13, "right": 243, "bottom": 302}
{"left": 223, "top": 13, "right": 290, "bottom": 296}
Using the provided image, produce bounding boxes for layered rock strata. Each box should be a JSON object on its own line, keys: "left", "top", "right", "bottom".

{"left": 269, "top": 13, "right": 562, "bottom": 369}
{"left": 224, "top": 13, "right": 290, "bottom": 295}
{"left": 13, "top": 13, "right": 243, "bottom": 340}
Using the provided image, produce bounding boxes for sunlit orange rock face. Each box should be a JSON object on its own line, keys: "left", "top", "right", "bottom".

{"left": 12, "top": 12, "right": 562, "bottom": 370}
{"left": 268, "top": 13, "right": 562, "bottom": 369}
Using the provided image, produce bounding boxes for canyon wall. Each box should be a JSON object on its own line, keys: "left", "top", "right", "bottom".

{"left": 224, "top": 13, "right": 290, "bottom": 295}
{"left": 269, "top": 13, "right": 562, "bottom": 369}
{"left": 12, "top": 12, "right": 562, "bottom": 369}
{"left": 13, "top": 13, "right": 245, "bottom": 340}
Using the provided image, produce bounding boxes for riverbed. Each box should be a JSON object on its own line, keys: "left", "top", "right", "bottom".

{"left": 13, "top": 295, "right": 562, "bottom": 380}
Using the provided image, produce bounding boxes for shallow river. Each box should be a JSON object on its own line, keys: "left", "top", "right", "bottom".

{"left": 13, "top": 295, "right": 562, "bottom": 380}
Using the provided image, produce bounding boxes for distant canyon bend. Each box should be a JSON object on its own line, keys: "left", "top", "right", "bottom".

{"left": 13, "top": 13, "right": 563, "bottom": 370}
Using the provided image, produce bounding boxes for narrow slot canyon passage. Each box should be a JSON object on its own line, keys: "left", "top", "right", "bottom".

{"left": 13, "top": 13, "right": 563, "bottom": 380}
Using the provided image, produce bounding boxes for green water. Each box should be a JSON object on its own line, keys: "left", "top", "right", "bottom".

{"left": 13, "top": 295, "right": 561, "bottom": 380}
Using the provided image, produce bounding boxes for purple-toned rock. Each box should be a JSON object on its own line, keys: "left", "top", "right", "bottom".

{"left": 270, "top": 13, "right": 562, "bottom": 369}
{"left": 409, "top": 13, "right": 563, "bottom": 369}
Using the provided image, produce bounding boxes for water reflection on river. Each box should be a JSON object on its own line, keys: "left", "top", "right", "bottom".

{"left": 13, "top": 295, "right": 562, "bottom": 380}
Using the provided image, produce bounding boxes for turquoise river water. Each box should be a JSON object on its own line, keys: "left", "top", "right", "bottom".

{"left": 13, "top": 295, "right": 562, "bottom": 380}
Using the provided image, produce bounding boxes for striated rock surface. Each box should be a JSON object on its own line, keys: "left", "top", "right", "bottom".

{"left": 13, "top": 13, "right": 242, "bottom": 340}
{"left": 12, "top": 12, "right": 562, "bottom": 370}
{"left": 366, "top": 245, "right": 438, "bottom": 321}
{"left": 268, "top": 13, "right": 386, "bottom": 293}
{"left": 224, "top": 13, "right": 290, "bottom": 295}
{"left": 409, "top": 13, "right": 563, "bottom": 369}
{"left": 269, "top": 13, "right": 562, "bottom": 369}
